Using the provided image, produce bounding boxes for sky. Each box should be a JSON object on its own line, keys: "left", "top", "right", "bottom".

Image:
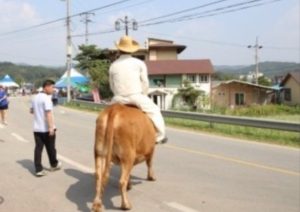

{"left": 0, "top": 0, "right": 299, "bottom": 67}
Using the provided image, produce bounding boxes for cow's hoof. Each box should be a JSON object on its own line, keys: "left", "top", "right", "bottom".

{"left": 92, "top": 201, "right": 102, "bottom": 212}
{"left": 147, "top": 176, "right": 156, "bottom": 181}
{"left": 121, "top": 202, "right": 132, "bottom": 210}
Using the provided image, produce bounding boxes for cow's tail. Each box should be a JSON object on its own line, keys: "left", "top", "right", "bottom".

{"left": 93, "top": 108, "right": 116, "bottom": 210}
{"left": 102, "top": 108, "right": 115, "bottom": 186}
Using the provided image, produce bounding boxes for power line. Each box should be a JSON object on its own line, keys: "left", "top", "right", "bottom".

{"left": 139, "top": 0, "right": 229, "bottom": 24}
{"left": 72, "top": 29, "right": 117, "bottom": 38}
{"left": 138, "top": 29, "right": 299, "bottom": 51}
{"left": 140, "top": 0, "right": 282, "bottom": 27}
{"left": 168, "top": 0, "right": 282, "bottom": 23}
{"left": 0, "top": 0, "right": 133, "bottom": 37}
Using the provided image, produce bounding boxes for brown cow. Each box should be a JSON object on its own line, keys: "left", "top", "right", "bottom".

{"left": 92, "top": 103, "right": 156, "bottom": 212}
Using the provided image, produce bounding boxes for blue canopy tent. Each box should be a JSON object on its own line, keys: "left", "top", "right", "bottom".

{"left": 0, "top": 75, "right": 19, "bottom": 88}
{"left": 55, "top": 68, "right": 89, "bottom": 88}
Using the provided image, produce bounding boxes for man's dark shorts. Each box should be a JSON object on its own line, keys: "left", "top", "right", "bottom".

{"left": 0, "top": 105, "right": 8, "bottom": 110}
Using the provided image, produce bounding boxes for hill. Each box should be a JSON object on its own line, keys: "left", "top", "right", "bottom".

{"left": 214, "top": 61, "right": 300, "bottom": 77}
{"left": 1, "top": 61, "right": 299, "bottom": 87}
{"left": 0, "top": 62, "right": 64, "bottom": 86}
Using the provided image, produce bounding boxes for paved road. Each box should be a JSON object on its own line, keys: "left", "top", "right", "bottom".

{"left": 0, "top": 97, "right": 299, "bottom": 212}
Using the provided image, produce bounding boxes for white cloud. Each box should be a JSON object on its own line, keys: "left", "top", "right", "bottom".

{"left": 0, "top": 0, "right": 40, "bottom": 31}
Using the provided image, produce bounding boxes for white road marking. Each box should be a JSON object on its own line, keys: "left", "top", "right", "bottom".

{"left": 11, "top": 133, "right": 30, "bottom": 143}
{"left": 57, "top": 154, "right": 199, "bottom": 212}
{"left": 57, "top": 154, "right": 94, "bottom": 173}
{"left": 165, "top": 202, "right": 199, "bottom": 212}
{"left": 59, "top": 110, "right": 66, "bottom": 114}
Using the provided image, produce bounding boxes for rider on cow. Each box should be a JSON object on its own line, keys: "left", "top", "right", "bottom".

{"left": 109, "top": 35, "right": 168, "bottom": 144}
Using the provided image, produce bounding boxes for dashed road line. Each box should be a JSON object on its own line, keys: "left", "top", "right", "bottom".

{"left": 165, "top": 202, "right": 199, "bottom": 212}
{"left": 11, "top": 133, "right": 30, "bottom": 143}
{"left": 57, "top": 154, "right": 94, "bottom": 173}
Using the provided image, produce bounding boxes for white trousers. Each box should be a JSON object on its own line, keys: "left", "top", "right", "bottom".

{"left": 112, "top": 94, "right": 166, "bottom": 142}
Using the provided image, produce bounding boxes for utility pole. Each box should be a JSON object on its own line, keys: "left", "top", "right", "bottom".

{"left": 248, "top": 37, "right": 263, "bottom": 84}
{"left": 61, "top": 0, "right": 72, "bottom": 102}
{"left": 80, "top": 12, "right": 94, "bottom": 45}
{"left": 115, "top": 16, "right": 138, "bottom": 36}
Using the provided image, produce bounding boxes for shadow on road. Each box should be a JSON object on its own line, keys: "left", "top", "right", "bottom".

{"left": 64, "top": 165, "right": 148, "bottom": 212}
{"left": 17, "top": 159, "right": 35, "bottom": 176}
{"left": 65, "top": 168, "right": 123, "bottom": 212}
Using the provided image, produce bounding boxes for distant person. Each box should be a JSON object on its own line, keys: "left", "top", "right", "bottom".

{"left": 52, "top": 89, "right": 58, "bottom": 106}
{"left": 0, "top": 85, "right": 9, "bottom": 125}
{"left": 30, "top": 80, "right": 62, "bottom": 177}
{"left": 109, "top": 35, "right": 167, "bottom": 144}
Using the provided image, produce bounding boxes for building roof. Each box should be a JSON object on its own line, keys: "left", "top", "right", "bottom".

{"left": 145, "top": 59, "right": 214, "bottom": 75}
{"left": 280, "top": 71, "right": 300, "bottom": 86}
{"left": 213, "top": 80, "right": 276, "bottom": 90}
{"left": 149, "top": 43, "right": 186, "bottom": 54}
{"left": 148, "top": 37, "right": 174, "bottom": 44}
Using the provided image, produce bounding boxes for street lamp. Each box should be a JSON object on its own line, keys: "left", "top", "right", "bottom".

{"left": 115, "top": 16, "right": 138, "bottom": 36}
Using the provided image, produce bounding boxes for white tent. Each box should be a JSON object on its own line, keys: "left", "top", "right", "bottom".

{"left": 55, "top": 68, "right": 89, "bottom": 88}
{"left": 0, "top": 75, "right": 19, "bottom": 88}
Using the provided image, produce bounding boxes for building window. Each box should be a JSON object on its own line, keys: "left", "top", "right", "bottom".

{"left": 199, "top": 74, "right": 208, "bottom": 82}
{"left": 235, "top": 93, "right": 244, "bottom": 105}
{"left": 187, "top": 74, "right": 196, "bottom": 83}
{"left": 284, "top": 88, "right": 291, "bottom": 101}
{"left": 153, "top": 79, "right": 165, "bottom": 87}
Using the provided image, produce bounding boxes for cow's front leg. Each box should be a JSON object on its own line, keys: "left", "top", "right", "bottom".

{"left": 146, "top": 152, "right": 156, "bottom": 181}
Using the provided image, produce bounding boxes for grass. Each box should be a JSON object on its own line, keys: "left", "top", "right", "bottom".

{"left": 63, "top": 102, "right": 300, "bottom": 148}
{"left": 165, "top": 117, "right": 300, "bottom": 148}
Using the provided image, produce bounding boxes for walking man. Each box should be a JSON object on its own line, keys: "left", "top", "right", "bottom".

{"left": 109, "top": 35, "right": 167, "bottom": 144}
{"left": 30, "top": 79, "right": 61, "bottom": 177}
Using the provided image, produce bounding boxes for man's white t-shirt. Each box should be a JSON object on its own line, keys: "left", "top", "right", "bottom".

{"left": 31, "top": 92, "right": 55, "bottom": 132}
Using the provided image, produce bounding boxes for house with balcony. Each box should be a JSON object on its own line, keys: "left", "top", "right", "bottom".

{"left": 140, "top": 38, "right": 214, "bottom": 110}
{"left": 146, "top": 59, "right": 213, "bottom": 109}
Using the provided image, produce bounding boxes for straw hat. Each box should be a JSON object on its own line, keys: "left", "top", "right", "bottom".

{"left": 115, "top": 35, "right": 139, "bottom": 53}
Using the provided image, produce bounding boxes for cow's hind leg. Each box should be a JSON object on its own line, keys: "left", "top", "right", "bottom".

{"left": 146, "top": 151, "right": 156, "bottom": 181}
{"left": 92, "top": 156, "right": 106, "bottom": 212}
{"left": 127, "top": 175, "right": 132, "bottom": 190}
{"left": 119, "top": 158, "right": 134, "bottom": 210}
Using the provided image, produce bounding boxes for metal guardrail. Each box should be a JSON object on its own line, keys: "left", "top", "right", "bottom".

{"left": 69, "top": 100, "right": 300, "bottom": 133}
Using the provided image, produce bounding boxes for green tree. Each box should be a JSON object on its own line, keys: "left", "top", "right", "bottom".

{"left": 258, "top": 75, "right": 271, "bottom": 86}
{"left": 172, "top": 80, "right": 204, "bottom": 111}
{"left": 74, "top": 45, "right": 115, "bottom": 99}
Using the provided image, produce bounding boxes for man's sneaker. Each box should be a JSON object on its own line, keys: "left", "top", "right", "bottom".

{"left": 156, "top": 137, "right": 168, "bottom": 145}
{"left": 36, "top": 170, "right": 47, "bottom": 177}
{"left": 50, "top": 161, "right": 62, "bottom": 172}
